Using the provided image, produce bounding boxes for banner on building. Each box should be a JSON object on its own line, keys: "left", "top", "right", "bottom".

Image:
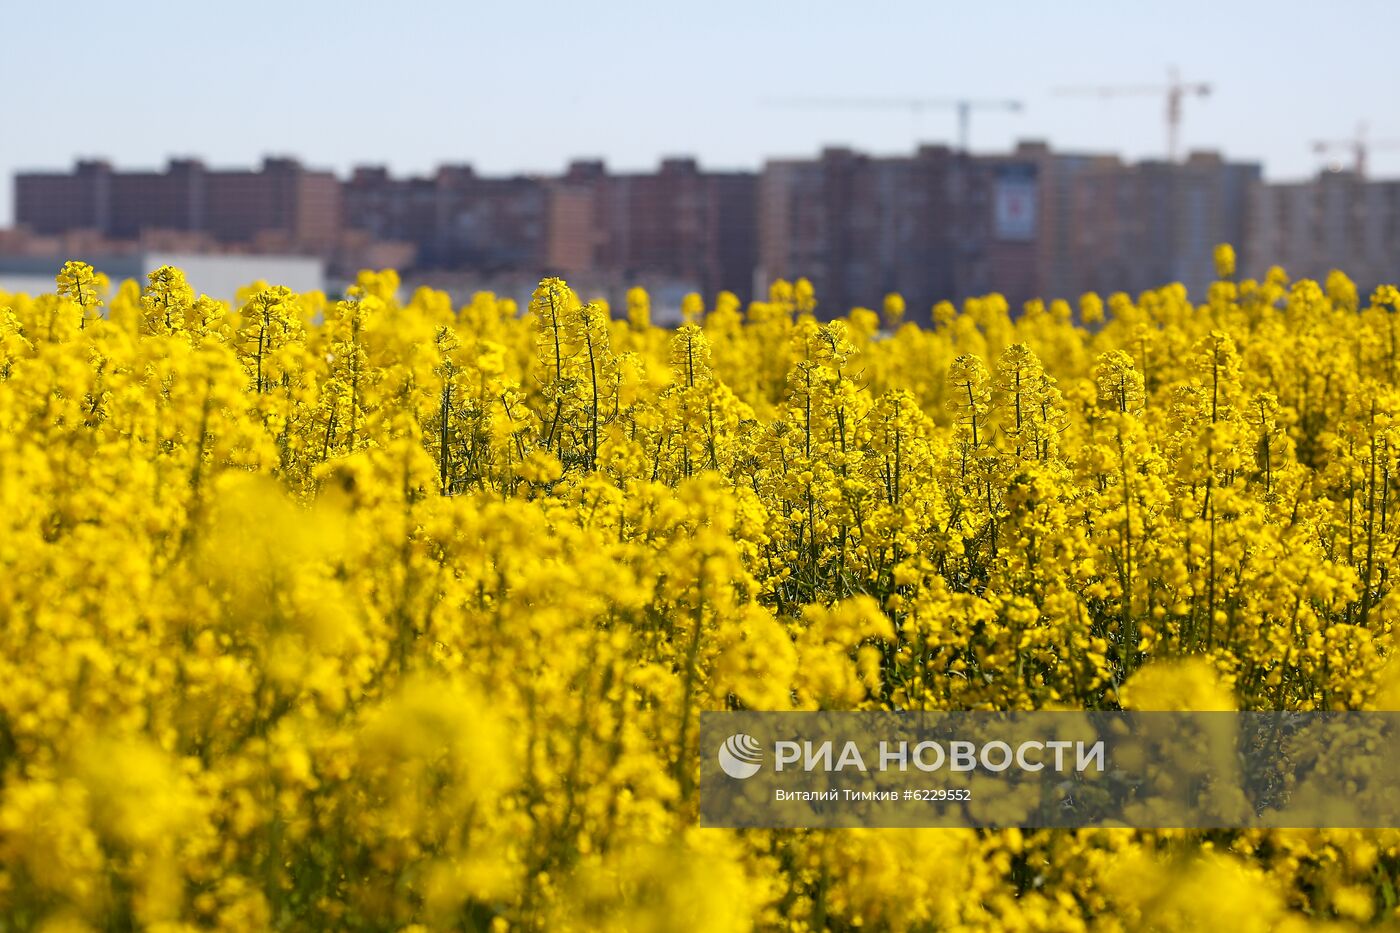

{"left": 993, "top": 164, "right": 1038, "bottom": 241}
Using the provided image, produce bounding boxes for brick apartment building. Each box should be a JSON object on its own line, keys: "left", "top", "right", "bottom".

{"left": 17, "top": 147, "right": 1398, "bottom": 315}
{"left": 756, "top": 142, "right": 1262, "bottom": 317}
{"left": 343, "top": 164, "right": 547, "bottom": 271}
{"left": 1051, "top": 151, "right": 1259, "bottom": 298}
{"left": 546, "top": 158, "right": 756, "bottom": 298}
{"left": 342, "top": 157, "right": 756, "bottom": 300}
{"left": 1247, "top": 169, "right": 1400, "bottom": 293}
{"left": 757, "top": 145, "right": 968, "bottom": 313}
{"left": 15, "top": 157, "right": 341, "bottom": 254}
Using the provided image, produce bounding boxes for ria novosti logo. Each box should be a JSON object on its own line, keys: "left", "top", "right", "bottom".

{"left": 718, "top": 733, "right": 763, "bottom": 779}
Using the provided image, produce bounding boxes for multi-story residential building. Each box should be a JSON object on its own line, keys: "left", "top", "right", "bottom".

{"left": 756, "top": 142, "right": 1263, "bottom": 317}
{"left": 1247, "top": 169, "right": 1400, "bottom": 293}
{"left": 547, "top": 158, "right": 757, "bottom": 299}
{"left": 1154, "top": 152, "right": 1258, "bottom": 296}
{"left": 1055, "top": 151, "right": 1258, "bottom": 300}
{"left": 757, "top": 143, "right": 1072, "bottom": 316}
{"left": 13, "top": 159, "right": 113, "bottom": 234}
{"left": 25, "top": 146, "right": 1394, "bottom": 315}
{"left": 14, "top": 157, "right": 341, "bottom": 254}
{"left": 757, "top": 145, "right": 964, "bottom": 316}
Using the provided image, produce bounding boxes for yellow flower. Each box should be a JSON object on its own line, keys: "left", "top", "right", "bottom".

{"left": 1, "top": 257, "right": 1399, "bottom": 928}
{"left": 1213, "top": 242, "right": 1237, "bottom": 279}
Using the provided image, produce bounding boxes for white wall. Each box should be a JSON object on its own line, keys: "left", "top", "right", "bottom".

{"left": 0, "top": 254, "right": 326, "bottom": 304}
{"left": 143, "top": 253, "right": 325, "bottom": 302}
{"left": 0, "top": 274, "right": 59, "bottom": 297}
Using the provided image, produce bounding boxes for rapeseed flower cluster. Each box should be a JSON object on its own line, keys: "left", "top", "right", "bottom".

{"left": 1, "top": 259, "right": 1399, "bottom": 929}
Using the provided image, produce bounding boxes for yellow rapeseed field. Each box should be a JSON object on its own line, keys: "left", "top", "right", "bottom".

{"left": 3, "top": 250, "right": 1400, "bottom": 930}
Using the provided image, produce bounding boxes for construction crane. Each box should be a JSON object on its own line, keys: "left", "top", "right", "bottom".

{"left": 1054, "top": 67, "right": 1211, "bottom": 162}
{"left": 763, "top": 97, "right": 1024, "bottom": 153}
{"left": 1312, "top": 123, "right": 1400, "bottom": 178}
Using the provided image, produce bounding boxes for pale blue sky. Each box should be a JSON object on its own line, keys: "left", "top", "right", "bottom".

{"left": 4, "top": 0, "right": 1398, "bottom": 224}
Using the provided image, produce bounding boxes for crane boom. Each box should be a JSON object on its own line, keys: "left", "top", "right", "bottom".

{"left": 764, "top": 97, "right": 1024, "bottom": 152}
{"left": 1054, "top": 67, "right": 1211, "bottom": 162}
{"left": 1311, "top": 123, "right": 1400, "bottom": 177}
{"left": 1054, "top": 85, "right": 1184, "bottom": 96}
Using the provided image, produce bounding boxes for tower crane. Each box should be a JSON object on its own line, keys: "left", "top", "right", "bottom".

{"left": 1054, "top": 67, "right": 1211, "bottom": 162}
{"left": 764, "top": 97, "right": 1024, "bottom": 153}
{"left": 1312, "top": 123, "right": 1400, "bottom": 178}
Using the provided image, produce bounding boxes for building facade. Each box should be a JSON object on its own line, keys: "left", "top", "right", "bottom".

{"left": 15, "top": 158, "right": 341, "bottom": 254}
{"left": 756, "top": 143, "right": 1103, "bottom": 317}
{"left": 757, "top": 146, "right": 965, "bottom": 316}
{"left": 22, "top": 148, "right": 1398, "bottom": 315}
{"left": 545, "top": 158, "right": 757, "bottom": 299}
{"left": 1247, "top": 170, "right": 1400, "bottom": 293}
{"left": 340, "top": 158, "right": 759, "bottom": 299}
{"left": 754, "top": 142, "right": 1265, "bottom": 317}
